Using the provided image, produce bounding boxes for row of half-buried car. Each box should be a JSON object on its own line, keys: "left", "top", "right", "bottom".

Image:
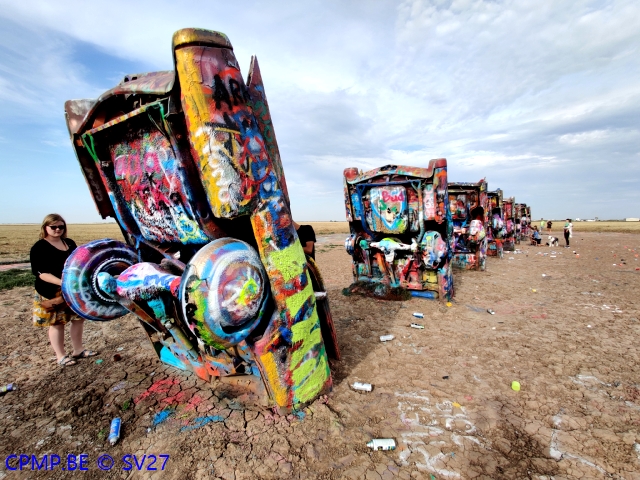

{"left": 342, "top": 163, "right": 532, "bottom": 302}
{"left": 60, "top": 28, "right": 532, "bottom": 410}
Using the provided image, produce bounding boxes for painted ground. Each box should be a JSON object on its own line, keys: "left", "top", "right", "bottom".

{"left": 0, "top": 230, "right": 639, "bottom": 479}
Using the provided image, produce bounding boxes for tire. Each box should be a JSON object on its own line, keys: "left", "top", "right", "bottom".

{"left": 62, "top": 239, "right": 138, "bottom": 321}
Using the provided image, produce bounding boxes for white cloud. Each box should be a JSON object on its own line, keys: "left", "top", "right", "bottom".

{"left": 558, "top": 130, "right": 609, "bottom": 145}
{"left": 0, "top": 0, "right": 639, "bottom": 222}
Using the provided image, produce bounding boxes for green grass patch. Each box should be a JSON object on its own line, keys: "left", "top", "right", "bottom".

{"left": 0, "top": 269, "right": 35, "bottom": 291}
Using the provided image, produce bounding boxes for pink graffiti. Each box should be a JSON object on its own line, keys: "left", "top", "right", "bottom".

{"left": 134, "top": 378, "right": 180, "bottom": 404}
{"left": 134, "top": 377, "right": 205, "bottom": 411}
{"left": 381, "top": 189, "right": 405, "bottom": 203}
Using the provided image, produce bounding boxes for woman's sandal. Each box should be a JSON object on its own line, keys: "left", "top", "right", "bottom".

{"left": 58, "top": 356, "right": 77, "bottom": 367}
{"left": 71, "top": 350, "right": 98, "bottom": 359}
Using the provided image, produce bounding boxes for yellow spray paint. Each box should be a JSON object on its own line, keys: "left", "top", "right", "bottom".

{"left": 251, "top": 219, "right": 330, "bottom": 406}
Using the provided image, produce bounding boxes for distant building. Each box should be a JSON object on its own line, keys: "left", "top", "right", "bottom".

{"left": 626, "top": 218, "right": 640, "bottom": 222}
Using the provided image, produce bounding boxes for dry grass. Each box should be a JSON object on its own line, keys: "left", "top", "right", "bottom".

{"left": 2, "top": 220, "right": 633, "bottom": 261}
{"left": 0, "top": 223, "right": 124, "bottom": 262}
{"left": 304, "top": 221, "right": 349, "bottom": 235}
{"left": 570, "top": 221, "right": 640, "bottom": 234}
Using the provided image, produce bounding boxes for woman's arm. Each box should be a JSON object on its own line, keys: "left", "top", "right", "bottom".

{"left": 39, "top": 273, "right": 62, "bottom": 286}
{"left": 302, "top": 241, "right": 314, "bottom": 256}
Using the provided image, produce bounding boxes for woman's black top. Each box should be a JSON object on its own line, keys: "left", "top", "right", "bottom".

{"left": 30, "top": 238, "right": 77, "bottom": 299}
{"left": 296, "top": 225, "right": 316, "bottom": 260}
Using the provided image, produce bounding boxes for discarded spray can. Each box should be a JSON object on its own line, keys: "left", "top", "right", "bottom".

{"left": 352, "top": 382, "right": 373, "bottom": 392}
{"left": 412, "top": 312, "right": 424, "bottom": 319}
{"left": 380, "top": 335, "right": 395, "bottom": 342}
{"left": 0, "top": 383, "right": 15, "bottom": 394}
{"left": 367, "top": 438, "right": 396, "bottom": 451}
{"left": 410, "top": 323, "right": 425, "bottom": 329}
{"left": 108, "top": 417, "right": 121, "bottom": 445}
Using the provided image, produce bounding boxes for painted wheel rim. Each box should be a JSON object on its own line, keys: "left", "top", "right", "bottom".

{"left": 180, "top": 238, "right": 270, "bottom": 348}
{"left": 62, "top": 239, "right": 138, "bottom": 321}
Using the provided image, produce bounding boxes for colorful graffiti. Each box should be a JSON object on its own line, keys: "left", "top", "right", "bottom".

{"left": 486, "top": 190, "right": 506, "bottom": 258}
{"left": 447, "top": 180, "right": 488, "bottom": 271}
{"left": 62, "top": 28, "right": 338, "bottom": 410}
{"left": 514, "top": 203, "right": 531, "bottom": 242}
{"left": 342, "top": 162, "right": 454, "bottom": 301}
{"left": 502, "top": 197, "right": 516, "bottom": 251}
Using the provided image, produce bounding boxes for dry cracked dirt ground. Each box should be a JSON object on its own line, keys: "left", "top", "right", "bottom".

{"left": 0, "top": 231, "right": 639, "bottom": 479}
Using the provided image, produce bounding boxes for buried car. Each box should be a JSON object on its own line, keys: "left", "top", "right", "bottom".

{"left": 515, "top": 203, "right": 532, "bottom": 243}
{"left": 502, "top": 196, "right": 516, "bottom": 251}
{"left": 342, "top": 162, "right": 454, "bottom": 301}
{"left": 486, "top": 190, "right": 506, "bottom": 258}
{"left": 447, "top": 179, "right": 488, "bottom": 271}
{"left": 62, "top": 28, "right": 339, "bottom": 410}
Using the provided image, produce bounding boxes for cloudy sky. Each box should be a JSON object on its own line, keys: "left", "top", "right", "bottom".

{"left": 0, "top": 0, "right": 638, "bottom": 223}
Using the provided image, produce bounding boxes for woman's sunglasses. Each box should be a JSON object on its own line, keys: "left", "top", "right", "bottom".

{"left": 48, "top": 225, "right": 66, "bottom": 231}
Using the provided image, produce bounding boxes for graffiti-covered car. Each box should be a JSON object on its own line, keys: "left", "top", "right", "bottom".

{"left": 342, "top": 162, "right": 454, "bottom": 301}
{"left": 62, "top": 28, "right": 339, "bottom": 410}
{"left": 486, "top": 190, "right": 506, "bottom": 257}
{"left": 502, "top": 196, "right": 516, "bottom": 251}
{"left": 447, "top": 180, "right": 488, "bottom": 270}
{"left": 515, "top": 203, "right": 531, "bottom": 242}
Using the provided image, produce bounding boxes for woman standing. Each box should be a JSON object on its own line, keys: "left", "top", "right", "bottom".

{"left": 563, "top": 219, "right": 573, "bottom": 248}
{"left": 30, "top": 214, "right": 97, "bottom": 367}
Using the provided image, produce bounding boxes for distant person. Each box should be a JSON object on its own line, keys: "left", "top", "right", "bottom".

{"left": 563, "top": 219, "right": 573, "bottom": 248}
{"left": 531, "top": 226, "right": 541, "bottom": 245}
{"left": 540, "top": 219, "right": 545, "bottom": 231}
{"left": 546, "top": 220, "right": 553, "bottom": 234}
{"left": 293, "top": 221, "right": 316, "bottom": 260}
{"left": 30, "top": 214, "right": 97, "bottom": 367}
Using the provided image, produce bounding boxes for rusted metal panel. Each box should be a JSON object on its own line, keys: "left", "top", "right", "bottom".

{"left": 64, "top": 99, "right": 114, "bottom": 219}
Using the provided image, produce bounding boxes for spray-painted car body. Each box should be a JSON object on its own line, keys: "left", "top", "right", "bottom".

{"left": 486, "top": 190, "right": 506, "bottom": 257}
{"left": 447, "top": 180, "right": 488, "bottom": 270}
{"left": 62, "top": 29, "right": 339, "bottom": 410}
{"left": 502, "top": 196, "right": 516, "bottom": 251}
{"left": 515, "top": 203, "right": 531, "bottom": 242}
{"left": 342, "top": 162, "right": 454, "bottom": 301}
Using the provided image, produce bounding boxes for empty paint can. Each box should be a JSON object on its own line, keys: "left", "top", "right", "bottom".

{"left": 352, "top": 382, "right": 373, "bottom": 392}
{"left": 108, "top": 417, "right": 121, "bottom": 445}
{"left": 412, "top": 312, "right": 424, "bottom": 318}
{"left": 410, "top": 323, "right": 425, "bottom": 329}
{"left": 379, "top": 335, "right": 394, "bottom": 342}
{"left": 367, "top": 438, "right": 396, "bottom": 451}
{"left": 0, "top": 384, "right": 15, "bottom": 394}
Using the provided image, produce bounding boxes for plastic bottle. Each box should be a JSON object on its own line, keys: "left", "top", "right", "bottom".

{"left": 367, "top": 439, "right": 396, "bottom": 451}
{"left": 379, "top": 335, "right": 394, "bottom": 342}
{"left": 410, "top": 323, "right": 425, "bottom": 329}
{"left": 351, "top": 382, "right": 373, "bottom": 392}
{"left": 412, "top": 312, "right": 424, "bottom": 319}
{"left": 108, "top": 417, "right": 121, "bottom": 445}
